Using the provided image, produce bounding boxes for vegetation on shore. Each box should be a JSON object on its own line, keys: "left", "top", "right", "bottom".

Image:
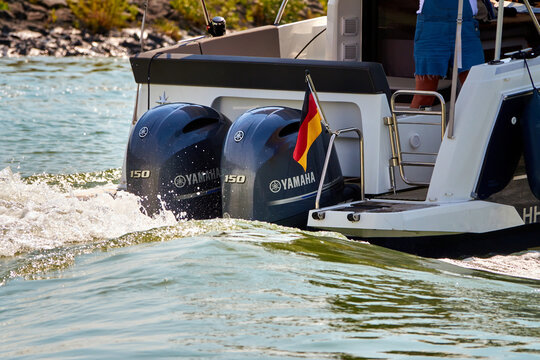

{"left": 170, "top": 0, "right": 325, "bottom": 29}
{"left": 64, "top": 0, "right": 326, "bottom": 37}
{"left": 0, "top": 0, "right": 326, "bottom": 56}
{"left": 67, "top": 0, "right": 138, "bottom": 33}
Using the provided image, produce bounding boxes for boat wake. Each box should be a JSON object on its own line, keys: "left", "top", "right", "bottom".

{"left": 1, "top": 166, "right": 539, "bottom": 284}
{"left": 0, "top": 167, "right": 177, "bottom": 257}
{"left": 440, "top": 251, "right": 540, "bottom": 281}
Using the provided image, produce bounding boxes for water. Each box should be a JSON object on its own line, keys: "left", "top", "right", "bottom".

{"left": 1, "top": 57, "right": 134, "bottom": 176}
{"left": 1, "top": 57, "right": 539, "bottom": 359}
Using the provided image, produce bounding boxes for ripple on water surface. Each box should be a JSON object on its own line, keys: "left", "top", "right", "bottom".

{"left": 0, "top": 57, "right": 134, "bottom": 176}
{"left": 1, "top": 215, "right": 539, "bottom": 359}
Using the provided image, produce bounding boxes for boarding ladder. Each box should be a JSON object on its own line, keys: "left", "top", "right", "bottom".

{"left": 384, "top": 90, "right": 446, "bottom": 190}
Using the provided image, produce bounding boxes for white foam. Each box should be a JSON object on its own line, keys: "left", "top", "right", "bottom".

{"left": 441, "top": 251, "right": 540, "bottom": 280}
{"left": 0, "top": 167, "right": 177, "bottom": 257}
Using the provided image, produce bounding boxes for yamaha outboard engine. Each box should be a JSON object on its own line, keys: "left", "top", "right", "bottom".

{"left": 221, "top": 106, "right": 345, "bottom": 227}
{"left": 126, "top": 103, "right": 231, "bottom": 219}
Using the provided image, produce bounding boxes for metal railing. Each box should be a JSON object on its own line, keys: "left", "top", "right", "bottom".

{"left": 274, "top": 0, "right": 289, "bottom": 25}
{"left": 523, "top": 0, "right": 540, "bottom": 36}
{"left": 385, "top": 90, "right": 446, "bottom": 188}
{"left": 315, "top": 127, "right": 364, "bottom": 209}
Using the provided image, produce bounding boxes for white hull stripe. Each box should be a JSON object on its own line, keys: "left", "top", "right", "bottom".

{"left": 268, "top": 177, "right": 343, "bottom": 206}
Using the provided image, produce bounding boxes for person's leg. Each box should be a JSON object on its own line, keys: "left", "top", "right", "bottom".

{"left": 410, "top": 75, "right": 441, "bottom": 108}
{"left": 458, "top": 70, "right": 469, "bottom": 85}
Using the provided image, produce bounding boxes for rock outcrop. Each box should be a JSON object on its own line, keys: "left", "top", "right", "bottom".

{"left": 0, "top": 0, "right": 325, "bottom": 57}
{"left": 0, "top": 0, "right": 188, "bottom": 57}
{"left": 0, "top": 25, "right": 178, "bottom": 57}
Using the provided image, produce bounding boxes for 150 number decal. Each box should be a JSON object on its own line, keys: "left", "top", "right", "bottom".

{"left": 224, "top": 175, "right": 246, "bottom": 184}
{"left": 130, "top": 170, "right": 151, "bottom": 178}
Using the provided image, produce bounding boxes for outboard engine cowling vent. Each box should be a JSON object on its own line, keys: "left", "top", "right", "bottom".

{"left": 221, "top": 106, "right": 345, "bottom": 228}
{"left": 126, "top": 103, "right": 231, "bottom": 219}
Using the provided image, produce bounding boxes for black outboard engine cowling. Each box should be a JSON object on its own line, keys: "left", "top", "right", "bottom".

{"left": 221, "top": 106, "right": 344, "bottom": 228}
{"left": 126, "top": 103, "right": 231, "bottom": 219}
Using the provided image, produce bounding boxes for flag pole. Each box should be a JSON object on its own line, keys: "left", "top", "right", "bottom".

{"left": 305, "top": 70, "right": 331, "bottom": 133}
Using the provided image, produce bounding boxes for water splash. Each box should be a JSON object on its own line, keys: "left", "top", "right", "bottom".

{"left": 0, "top": 167, "right": 177, "bottom": 257}
{"left": 1, "top": 166, "right": 338, "bottom": 284}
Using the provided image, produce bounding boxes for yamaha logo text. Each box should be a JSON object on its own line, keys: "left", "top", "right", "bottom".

{"left": 174, "top": 168, "right": 220, "bottom": 188}
{"left": 269, "top": 172, "right": 316, "bottom": 193}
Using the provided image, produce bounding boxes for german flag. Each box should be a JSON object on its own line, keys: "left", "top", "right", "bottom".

{"left": 293, "top": 85, "right": 323, "bottom": 172}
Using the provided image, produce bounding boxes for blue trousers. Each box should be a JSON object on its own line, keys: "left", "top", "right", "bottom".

{"left": 414, "top": 0, "right": 485, "bottom": 76}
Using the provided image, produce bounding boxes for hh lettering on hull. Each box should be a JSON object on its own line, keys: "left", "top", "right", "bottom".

{"left": 522, "top": 205, "right": 540, "bottom": 224}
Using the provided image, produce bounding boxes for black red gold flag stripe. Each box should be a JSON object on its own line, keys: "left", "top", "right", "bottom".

{"left": 293, "top": 84, "right": 322, "bottom": 172}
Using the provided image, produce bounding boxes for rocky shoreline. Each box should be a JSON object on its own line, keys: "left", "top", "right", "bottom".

{"left": 0, "top": 0, "right": 190, "bottom": 57}
{"left": 0, "top": 0, "right": 324, "bottom": 57}
{"left": 1, "top": 26, "right": 179, "bottom": 57}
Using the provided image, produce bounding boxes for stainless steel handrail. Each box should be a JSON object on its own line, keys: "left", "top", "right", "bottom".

{"left": 315, "top": 128, "right": 364, "bottom": 209}
{"left": 448, "top": 0, "right": 464, "bottom": 139}
{"left": 274, "top": 0, "right": 289, "bottom": 25}
{"left": 386, "top": 90, "right": 446, "bottom": 187}
{"left": 494, "top": 0, "right": 505, "bottom": 61}
{"left": 390, "top": 90, "right": 447, "bottom": 139}
{"left": 523, "top": 0, "right": 540, "bottom": 36}
{"left": 132, "top": 0, "right": 150, "bottom": 125}
{"left": 199, "top": 0, "right": 212, "bottom": 28}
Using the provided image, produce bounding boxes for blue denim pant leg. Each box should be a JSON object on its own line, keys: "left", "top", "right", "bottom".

{"left": 459, "top": 19, "right": 485, "bottom": 72}
{"left": 414, "top": 18, "right": 484, "bottom": 77}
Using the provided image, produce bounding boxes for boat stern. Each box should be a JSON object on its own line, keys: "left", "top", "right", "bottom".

{"left": 307, "top": 199, "right": 524, "bottom": 238}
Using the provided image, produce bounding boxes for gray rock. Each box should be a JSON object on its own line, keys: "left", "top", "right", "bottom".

{"left": 11, "top": 30, "right": 43, "bottom": 40}
{"left": 27, "top": 11, "right": 47, "bottom": 22}
{"left": 26, "top": 3, "right": 48, "bottom": 13}
{"left": 52, "top": 8, "right": 73, "bottom": 23}
{"left": 8, "top": 2, "right": 25, "bottom": 19}
{"left": 1, "top": 24, "right": 11, "bottom": 35}
{"left": 27, "top": 24, "right": 48, "bottom": 35}
{"left": 0, "top": 20, "right": 177, "bottom": 57}
{"left": 0, "top": 10, "right": 15, "bottom": 20}
{"left": 40, "top": 0, "right": 68, "bottom": 8}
